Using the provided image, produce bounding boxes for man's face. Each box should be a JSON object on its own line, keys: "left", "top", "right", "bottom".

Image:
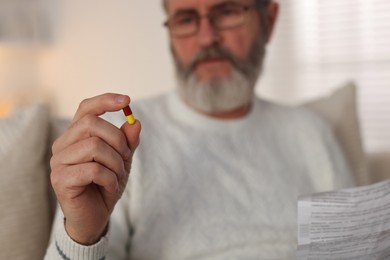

{"left": 166, "top": 0, "right": 269, "bottom": 114}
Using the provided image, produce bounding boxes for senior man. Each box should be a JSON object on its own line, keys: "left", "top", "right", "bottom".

{"left": 46, "top": 0, "right": 354, "bottom": 259}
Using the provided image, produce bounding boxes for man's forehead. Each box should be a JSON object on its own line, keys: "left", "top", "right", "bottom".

{"left": 166, "top": 0, "right": 253, "bottom": 14}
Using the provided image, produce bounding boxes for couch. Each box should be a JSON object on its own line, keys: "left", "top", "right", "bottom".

{"left": 0, "top": 82, "right": 389, "bottom": 259}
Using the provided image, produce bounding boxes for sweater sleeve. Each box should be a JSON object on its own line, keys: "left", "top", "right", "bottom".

{"left": 44, "top": 196, "right": 132, "bottom": 260}
{"left": 44, "top": 207, "right": 108, "bottom": 260}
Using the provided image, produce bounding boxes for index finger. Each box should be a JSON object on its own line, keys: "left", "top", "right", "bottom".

{"left": 72, "top": 93, "right": 131, "bottom": 124}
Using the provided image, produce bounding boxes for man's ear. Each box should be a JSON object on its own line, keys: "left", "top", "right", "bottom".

{"left": 265, "top": 1, "right": 279, "bottom": 43}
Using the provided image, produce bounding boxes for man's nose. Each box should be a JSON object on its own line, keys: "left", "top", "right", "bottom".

{"left": 197, "top": 17, "right": 220, "bottom": 47}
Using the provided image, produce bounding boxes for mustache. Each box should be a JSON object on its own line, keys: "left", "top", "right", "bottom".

{"left": 182, "top": 46, "right": 243, "bottom": 78}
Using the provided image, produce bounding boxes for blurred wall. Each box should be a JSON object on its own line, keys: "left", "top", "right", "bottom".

{"left": 37, "top": 0, "right": 175, "bottom": 117}
{"left": 0, "top": 48, "right": 40, "bottom": 98}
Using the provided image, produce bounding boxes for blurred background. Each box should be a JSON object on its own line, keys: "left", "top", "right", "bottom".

{"left": 0, "top": 0, "right": 389, "bottom": 154}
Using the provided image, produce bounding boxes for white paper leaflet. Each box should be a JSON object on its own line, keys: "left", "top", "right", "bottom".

{"left": 297, "top": 179, "right": 390, "bottom": 259}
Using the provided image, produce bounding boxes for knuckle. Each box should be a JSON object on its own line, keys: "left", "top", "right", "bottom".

{"left": 118, "top": 135, "right": 128, "bottom": 151}
{"left": 87, "top": 136, "right": 103, "bottom": 151}
{"left": 50, "top": 174, "right": 59, "bottom": 189}
{"left": 75, "top": 114, "right": 96, "bottom": 132}
{"left": 82, "top": 114, "right": 97, "bottom": 126}
{"left": 51, "top": 138, "right": 60, "bottom": 154}
{"left": 71, "top": 114, "right": 97, "bottom": 138}
{"left": 49, "top": 155, "right": 57, "bottom": 170}
{"left": 51, "top": 131, "right": 70, "bottom": 154}
{"left": 50, "top": 168, "right": 63, "bottom": 189}
{"left": 103, "top": 92, "right": 113, "bottom": 97}
{"left": 87, "top": 163, "right": 102, "bottom": 175}
{"left": 50, "top": 154, "right": 66, "bottom": 175}
{"left": 78, "top": 98, "right": 91, "bottom": 112}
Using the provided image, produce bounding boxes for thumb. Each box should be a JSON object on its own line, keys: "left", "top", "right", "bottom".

{"left": 120, "top": 120, "right": 141, "bottom": 172}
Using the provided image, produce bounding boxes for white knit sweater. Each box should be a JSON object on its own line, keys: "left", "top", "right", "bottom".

{"left": 45, "top": 92, "right": 355, "bottom": 260}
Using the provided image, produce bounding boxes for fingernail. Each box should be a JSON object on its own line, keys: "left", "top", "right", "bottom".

{"left": 115, "top": 95, "right": 126, "bottom": 103}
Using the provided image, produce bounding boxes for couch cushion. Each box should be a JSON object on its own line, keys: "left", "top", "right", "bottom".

{"left": 46, "top": 117, "right": 70, "bottom": 218}
{"left": 0, "top": 103, "right": 51, "bottom": 259}
{"left": 368, "top": 152, "right": 390, "bottom": 183}
{"left": 304, "top": 82, "right": 369, "bottom": 185}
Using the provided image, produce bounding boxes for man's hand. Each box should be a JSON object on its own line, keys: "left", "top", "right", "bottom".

{"left": 50, "top": 93, "right": 141, "bottom": 245}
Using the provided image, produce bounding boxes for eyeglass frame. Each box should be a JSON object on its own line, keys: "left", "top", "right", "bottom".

{"left": 163, "top": 2, "right": 260, "bottom": 38}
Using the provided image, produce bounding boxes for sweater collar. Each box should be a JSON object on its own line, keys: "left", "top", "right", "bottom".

{"left": 166, "top": 90, "right": 260, "bottom": 133}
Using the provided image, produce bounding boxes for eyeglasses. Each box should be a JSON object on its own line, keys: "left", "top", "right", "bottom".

{"left": 163, "top": 2, "right": 258, "bottom": 38}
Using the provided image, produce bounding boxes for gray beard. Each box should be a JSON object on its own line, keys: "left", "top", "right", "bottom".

{"left": 177, "top": 69, "right": 254, "bottom": 113}
{"left": 172, "top": 36, "right": 266, "bottom": 114}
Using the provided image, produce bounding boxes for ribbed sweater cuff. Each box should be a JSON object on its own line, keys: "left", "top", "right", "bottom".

{"left": 54, "top": 222, "right": 108, "bottom": 260}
